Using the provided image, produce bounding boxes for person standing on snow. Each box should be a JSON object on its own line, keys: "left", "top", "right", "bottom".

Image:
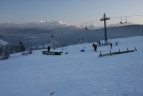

{"left": 93, "top": 43, "right": 97, "bottom": 52}
{"left": 115, "top": 42, "right": 118, "bottom": 46}
{"left": 47, "top": 46, "right": 51, "bottom": 52}
{"left": 109, "top": 43, "right": 112, "bottom": 49}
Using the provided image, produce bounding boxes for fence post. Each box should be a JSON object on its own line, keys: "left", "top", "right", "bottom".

{"left": 110, "top": 50, "right": 112, "bottom": 56}
{"left": 135, "top": 47, "right": 137, "bottom": 51}
{"left": 99, "top": 51, "right": 102, "bottom": 57}
{"left": 127, "top": 48, "right": 129, "bottom": 51}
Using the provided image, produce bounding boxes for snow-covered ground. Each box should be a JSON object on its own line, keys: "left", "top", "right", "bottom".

{"left": 0, "top": 36, "right": 143, "bottom": 96}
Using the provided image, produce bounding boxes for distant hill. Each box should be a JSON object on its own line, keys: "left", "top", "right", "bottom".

{"left": 0, "top": 22, "right": 142, "bottom": 47}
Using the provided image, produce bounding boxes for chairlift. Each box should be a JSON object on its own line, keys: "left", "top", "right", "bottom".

{"left": 120, "top": 17, "right": 123, "bottom": 24}
{"left": 124, "top": 16, "right": 127, "bottom": 23}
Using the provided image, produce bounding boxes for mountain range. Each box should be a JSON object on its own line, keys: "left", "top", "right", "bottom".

{"left": 0, "top": 21, "right": 143, "bottom": 48}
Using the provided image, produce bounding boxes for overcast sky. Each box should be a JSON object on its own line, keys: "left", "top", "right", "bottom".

{"left": 0, "top": 0, "right": 143, "bottom": 25}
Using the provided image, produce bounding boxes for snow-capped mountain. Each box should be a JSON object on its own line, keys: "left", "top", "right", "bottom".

{"left": 0, "top": 21, "right": 69, "bottom": 30}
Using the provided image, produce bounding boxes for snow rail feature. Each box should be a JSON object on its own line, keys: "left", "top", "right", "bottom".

{"left": 99, "top": 48, "right": 137, "bottom": 57}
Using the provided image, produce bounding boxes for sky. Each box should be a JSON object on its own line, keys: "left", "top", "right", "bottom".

{"left": 0, "top": 0, "right": 143, "bottom": 25}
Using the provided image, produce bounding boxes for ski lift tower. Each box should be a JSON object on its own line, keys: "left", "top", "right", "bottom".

{"left": 51, "top": 35, "right": 56, "bottom": 50}
{"left": 100, "top": 13, "right": 110, "bottom": 44}
{"left": 0, "top": 40, "right": 2, "bottom": 54}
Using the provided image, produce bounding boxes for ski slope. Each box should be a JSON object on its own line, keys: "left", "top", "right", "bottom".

{"left": 0, "top": 36, "right": 143, "bottom": 96}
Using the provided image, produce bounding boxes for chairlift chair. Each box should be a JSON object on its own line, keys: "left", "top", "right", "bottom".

{"left": 124, "top": 16, "right": 127, "bottom": 23}
{"left": 120, "top": 17, "right": 123, "bottom": 24}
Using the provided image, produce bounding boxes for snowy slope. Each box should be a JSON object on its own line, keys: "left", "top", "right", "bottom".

{"left": 0, "top": 36, "right": 143, "bottom": 96}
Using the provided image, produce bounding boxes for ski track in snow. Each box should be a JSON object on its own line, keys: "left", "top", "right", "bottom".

{"left": 0, "top": 36, "right": 143, "bottom": 96}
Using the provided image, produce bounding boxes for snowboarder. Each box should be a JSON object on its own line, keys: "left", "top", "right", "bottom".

{"left": 93, "top": 43, "right": 97, "bottom": 52}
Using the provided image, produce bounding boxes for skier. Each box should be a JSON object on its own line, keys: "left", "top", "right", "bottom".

{"left": 93, "top": 43, "right": 97, "bottom": 52}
